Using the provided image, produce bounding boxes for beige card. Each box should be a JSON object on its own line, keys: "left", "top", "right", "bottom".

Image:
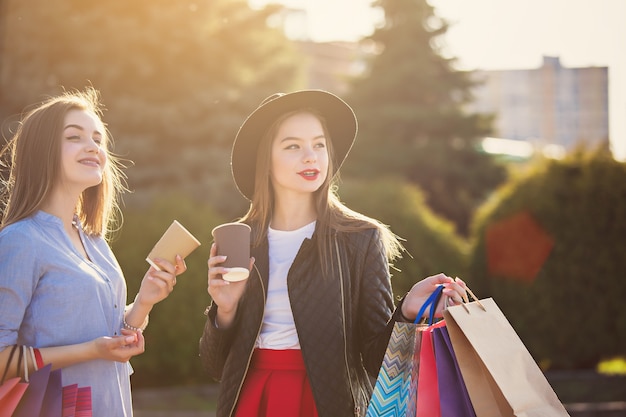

{"left": 146, "top": 220, "right": 201, "bottom": 270}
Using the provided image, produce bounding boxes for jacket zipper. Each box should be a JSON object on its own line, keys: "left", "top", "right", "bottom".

{"left": 335, "top": 237, "right": 361, "bottom": 417}
{"left": 228, "top": 263, "right": 266, "bottom": 417}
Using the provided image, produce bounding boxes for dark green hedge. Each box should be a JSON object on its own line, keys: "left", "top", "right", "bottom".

{"left": 467, "top": 149, "right": 626, "bottom": 369}
{"left": 338, "top": 178, "right": 468, "bottom": 297}
{"left": 111, "top": 193, "right": 226, "bottom": 387}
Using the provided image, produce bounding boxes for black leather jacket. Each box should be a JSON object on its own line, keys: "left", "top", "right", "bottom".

{"left": 199, "top": 226, "right": 406, "bottom": 417}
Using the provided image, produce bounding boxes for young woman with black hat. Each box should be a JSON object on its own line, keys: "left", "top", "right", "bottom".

{"left": 199, "top": 90, "right": 468, "bottom": 417}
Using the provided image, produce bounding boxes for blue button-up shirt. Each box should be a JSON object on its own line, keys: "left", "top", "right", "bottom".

{"left": 0, "top": 210, "right": 133, "bottom": 416}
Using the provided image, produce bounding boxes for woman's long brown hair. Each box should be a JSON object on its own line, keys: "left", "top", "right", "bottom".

{"left": 0, "top": 87, "right": 126, "bottom": 238}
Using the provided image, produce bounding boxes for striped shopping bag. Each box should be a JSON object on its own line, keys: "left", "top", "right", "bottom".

{"left": 366, "top": 286, "right": 444, "bottom": 416}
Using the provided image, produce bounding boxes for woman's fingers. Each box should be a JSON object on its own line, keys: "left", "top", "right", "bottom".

{"left": 148, "top": 270, "right": 177, "bottom": 292}
{"left": 151, "top": 256, "right": 184, "bottom": 276}
{"left": 208, "top": 256, "right": 227, "bottom": 271}
{"left": 440, "top": 276, "right": 465, "bottom": 299}
{"left": 207, "top": 255, "right": 231, "bottom": 296}
{"left": 454, "top": 277, "right": 470, "bottom": 303}
{"left": 148, "top": 256, "right": 189, "bottom": 291}
{"left": 96, "top": 332, "right": 146, "bottom": 362}
{"left": 174, "top": 255, "right": 187, "bottom": 275}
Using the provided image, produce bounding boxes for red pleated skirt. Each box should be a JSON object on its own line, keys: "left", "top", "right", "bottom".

{"left": 234, "top": 348, "right": 319, "bottom": 417}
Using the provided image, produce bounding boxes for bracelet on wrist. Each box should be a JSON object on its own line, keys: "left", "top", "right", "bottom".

{"left": 123, "top": 302, "right": 150, "bottom": 332}
{"left": 33, "top": 347, "right": 44, "bottom": 369}
{"left": 123, "top": 318, "right": 144, "bottom": 332}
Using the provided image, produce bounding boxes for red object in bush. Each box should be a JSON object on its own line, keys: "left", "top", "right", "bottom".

{"left": 485, "top": 211, "right": 554, "bottom": 283}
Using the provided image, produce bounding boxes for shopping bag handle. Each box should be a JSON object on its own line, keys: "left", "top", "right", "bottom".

{"left": 1, "top": 344, "right": 19, "bottom": 384}
{"left": 445, "top": 277, "right": 486, "bottom": 312}
{"left": 414, "top": 285, "right": 445, "bottom": 325}
{"left": 21, "top": 346, "right": 30, "bottom": 382}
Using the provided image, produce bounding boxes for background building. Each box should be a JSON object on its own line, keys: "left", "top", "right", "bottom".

{"left": 468, "top": 56, "right": 609, "bottom": 151}
{"left": 296, "top": 40, "right": 365, "bottom": 95}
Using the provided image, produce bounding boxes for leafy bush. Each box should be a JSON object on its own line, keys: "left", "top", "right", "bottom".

{"left": 338, "top": 177, "right": 468, "bottom": 297}
{"left": 111, "top": 192, "right": 226, "bottom": 387}
{"left": 467, "top": 149, "right": 626, "bottom": 369}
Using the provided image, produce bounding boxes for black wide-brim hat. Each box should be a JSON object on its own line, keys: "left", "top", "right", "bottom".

{"left": 231, "top": 89, "right": 358, "bottom": 200}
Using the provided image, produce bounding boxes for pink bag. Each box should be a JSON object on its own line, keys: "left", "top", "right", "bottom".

{"left": 1, "top": 346, "right": 93, "bottom": 417}
{"left": 416, "top": 320, "right": 445, "bottom": 416}
{"left": 0, "top": 346, "right": 28, "bottom": 417}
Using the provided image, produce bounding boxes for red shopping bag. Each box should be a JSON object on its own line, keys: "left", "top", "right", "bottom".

{"left": 412, "top": 285, "right": 446, "bottom": 416}
{"left": 416, "top": 320, "right": 446, "bottom": 416}
{"left": 63, "top": 384, "right": 79, "bottom": 417}
{"left": 1, "top": 345, "right": 57, "bottom": 417}
{"left": 62, "top": 384, "right": 92, "bottom": 417}
{"left": 75, "top": 386, "right": 92, "bottom": 417}
{"left": 0, "top": 377, "right": 28, "bottom": 417}
{"left": 1, "top": 345, "right": 92, "bottom": 417}
{"left": 0, "top": 346, "right": 28, "bottom": 417}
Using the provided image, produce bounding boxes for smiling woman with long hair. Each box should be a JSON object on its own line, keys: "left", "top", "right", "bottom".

{"left": 0, "top": 88, "right": 186, "bottom": 416}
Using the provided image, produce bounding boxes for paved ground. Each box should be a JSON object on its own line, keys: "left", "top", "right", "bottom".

{"left": 132, "top": 390, "right": 626, "bottom": 417}
{"left": 133, "top": 385, "right": 218, "bottom": 417}
{"left": 135, "top": 412, "right": 214, "bottom": 417}
{"left": 133, "top": 400, "right": 626, "bottom": 417}
{"left": 132, "top": 374, "right": 626, "bottom": 417}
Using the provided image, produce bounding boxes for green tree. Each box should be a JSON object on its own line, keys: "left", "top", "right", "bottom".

{"left": 0, "top": 0, "right": 302, "bottom": 217}
{"left": 344, "top": 0, "right": 506, "bottom": 236}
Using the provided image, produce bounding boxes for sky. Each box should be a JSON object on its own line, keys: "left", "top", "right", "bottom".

{"left": 249, "top": 0, "right": 626, "bottom": 160}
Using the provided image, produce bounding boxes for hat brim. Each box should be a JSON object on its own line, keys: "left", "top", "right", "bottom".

{"left": 231, "top": 90, "right": 357, "bottom": 200}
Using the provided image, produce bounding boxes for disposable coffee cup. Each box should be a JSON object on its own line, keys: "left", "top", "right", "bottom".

{"left": 211, "top": 222, "right": 251, "bottom": 282}
{"left": 146, "top": 220, "right": 201, "bottom": 271}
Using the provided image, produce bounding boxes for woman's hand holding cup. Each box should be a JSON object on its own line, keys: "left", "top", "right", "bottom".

{"left": 208, "top": 223, "right": 254, "bottom": 328}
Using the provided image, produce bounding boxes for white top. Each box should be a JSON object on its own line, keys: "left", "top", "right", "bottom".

{"left": 256, "top": 221, "right": 316, "bottom": 349}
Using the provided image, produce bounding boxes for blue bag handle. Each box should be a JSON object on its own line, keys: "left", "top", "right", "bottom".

{"left": 414, "top": 285, "right": 445, "bottom": 325}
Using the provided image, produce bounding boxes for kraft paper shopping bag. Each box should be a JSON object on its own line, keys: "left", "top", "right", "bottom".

{"left": 444, "top": 298, "right": 569, "bottom": 417}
